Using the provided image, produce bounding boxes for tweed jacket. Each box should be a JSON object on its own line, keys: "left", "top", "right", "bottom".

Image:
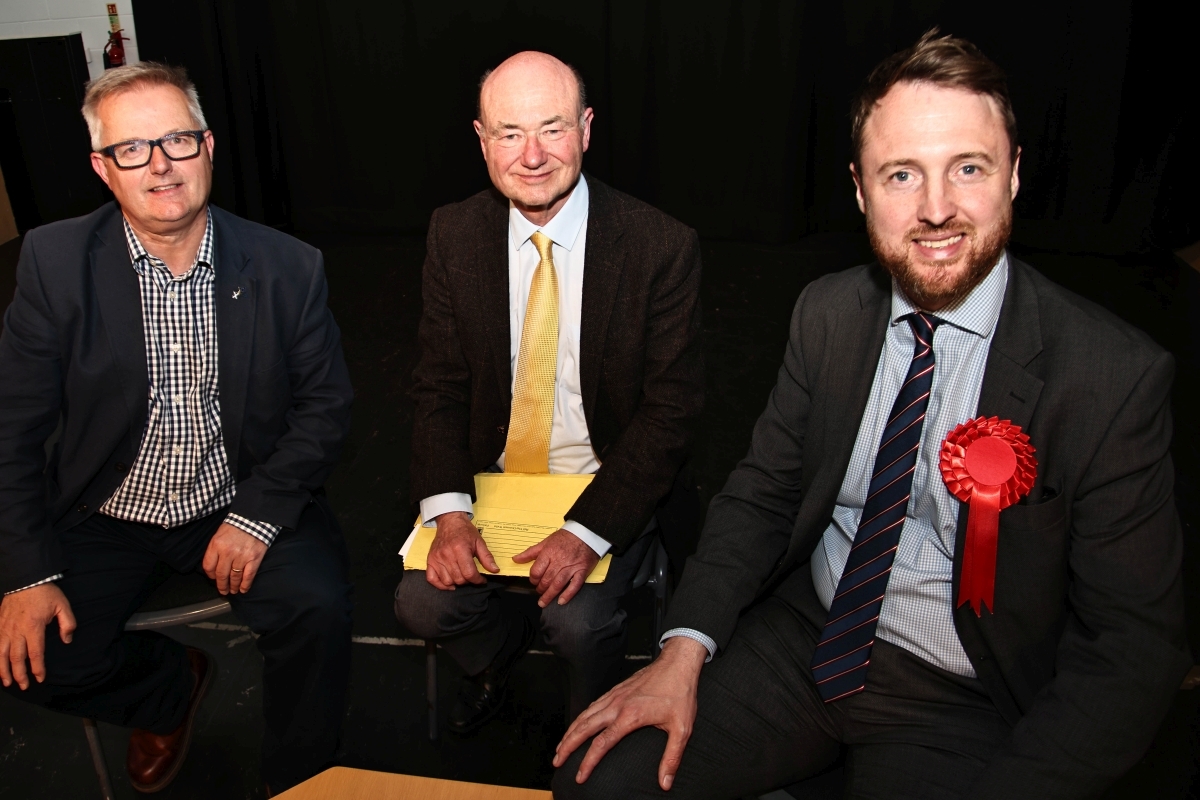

{"left": 409, "top": 177, "right": 704, "bottom": 557}
{"left": 666, "top": 256, "right": 1190, "bottom": 798}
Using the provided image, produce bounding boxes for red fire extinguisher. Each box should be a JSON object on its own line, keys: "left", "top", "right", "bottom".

{"left": 103, "top": 29, "right": 129, "bottom": 69}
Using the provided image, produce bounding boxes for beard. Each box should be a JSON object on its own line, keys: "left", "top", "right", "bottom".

{"left": 868, "top": 206, "right": 1012, "bottom": 311}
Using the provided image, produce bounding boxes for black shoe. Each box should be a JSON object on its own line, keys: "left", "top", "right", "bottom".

{"left": 447, "top": 614, "right": 535, "bottom": 734}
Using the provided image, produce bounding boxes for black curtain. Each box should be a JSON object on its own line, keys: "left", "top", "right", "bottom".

{"left": 133, "top": 0, "right": 1199, "bottom": 252}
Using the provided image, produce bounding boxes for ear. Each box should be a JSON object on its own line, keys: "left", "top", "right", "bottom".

{"left": 849, "top": 162, "right": 866, "bottom": 214}
{"left": 1009, "top": 146, "right": 1022, "bottom": 201}
{"left": 579, "top": 107, "right": 594, "bottom": 154}
{"left": 473, "top": 119, "right": 488, "bottom": 160}
{"left": 90, "top": 152, "right": 113, "bottom": 190}
{"left": 203, "top": 129, "right": 215, "bottom": 163}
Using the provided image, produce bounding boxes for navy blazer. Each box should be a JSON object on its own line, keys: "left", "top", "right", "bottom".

{"left": 0, "top": 202, "right": 353, "bottom": 594}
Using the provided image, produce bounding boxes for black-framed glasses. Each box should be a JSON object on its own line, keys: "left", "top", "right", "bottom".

{"left": 98, "top": 130, "right": 207, "bottom": 169}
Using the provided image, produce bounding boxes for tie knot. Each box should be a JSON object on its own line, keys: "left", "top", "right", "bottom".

{"left": 530, "top": 231, "right": 555, "bottom": 263}
{"left": 906, "top": 311, "right": 943, "bottom": 339}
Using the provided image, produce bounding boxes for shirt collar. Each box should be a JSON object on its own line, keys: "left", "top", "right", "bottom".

{"left": 508, "top": 173, "right": 589, "bottom": 253}
{"left": 890, "top": 250, "right": 1009, "bottom": 338}
{"left": 123, "top": 209, "right": 215, "bottom": 276}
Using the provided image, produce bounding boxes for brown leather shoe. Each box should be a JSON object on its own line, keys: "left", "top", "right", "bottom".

{"left": 127, "top": 647, "right": 212, "bottom": 793}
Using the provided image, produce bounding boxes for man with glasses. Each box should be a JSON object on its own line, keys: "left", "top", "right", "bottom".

{"left": 0, "top": 63, "right": 354, "bottom": 795}
{"left": 394, "top": 51, "right": 704, "bottom": 733}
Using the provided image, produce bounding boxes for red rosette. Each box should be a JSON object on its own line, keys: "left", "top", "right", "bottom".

{"left": 940, "top": 416, "right": 1037, "bottom": 616}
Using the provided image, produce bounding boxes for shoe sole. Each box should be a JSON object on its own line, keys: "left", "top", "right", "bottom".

{"left": 131, "top": 648, "right": 213, "bottom": 794}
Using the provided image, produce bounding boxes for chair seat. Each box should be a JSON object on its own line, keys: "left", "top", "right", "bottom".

{"left": 136, "top": 568, "right": 225, "bottom": 613}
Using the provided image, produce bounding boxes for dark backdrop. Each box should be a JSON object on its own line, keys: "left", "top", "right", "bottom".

{"left": 131, "top": 0, "right": 1198, "bottom": 252}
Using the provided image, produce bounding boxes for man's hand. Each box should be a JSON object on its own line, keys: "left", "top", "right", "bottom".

{"left": 513, "top": 528, "right": 600, "bottom": 608}
{"left": 553, "top": 636, "right": 708, "bottom": 790}
{"left": 202, "top": 523, "right": 269, "bottom": 595}
{"left": 0, "top": 583, "right": 76, "bottom": 690}
{"left": 426, "top": 511, "right": 500, "bottom": 590}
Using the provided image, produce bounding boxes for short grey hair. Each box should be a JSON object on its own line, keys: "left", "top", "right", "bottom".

{"left": 82, "top": 62, "right": 207, "bottom": 151}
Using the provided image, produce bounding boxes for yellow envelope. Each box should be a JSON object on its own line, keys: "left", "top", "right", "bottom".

{"left": 402, "top": 473, "right": 611, "bottom": 583}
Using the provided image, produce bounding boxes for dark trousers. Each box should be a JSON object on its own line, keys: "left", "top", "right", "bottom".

{"left": 1, "top": 498, "right": 353, "bottom": 792}
{"left": 395, "top": 532, "right": 654, "bottom": 722}
{"left": 552, "top": 567, "right": 1012, "bottom": 800}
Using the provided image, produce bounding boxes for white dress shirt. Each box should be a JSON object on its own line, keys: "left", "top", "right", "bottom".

{"left": 662, "top": 256, "right": 1009, "bottom": 668}
{"left": 419, "top": 176, "right": 613, "bottom": 557}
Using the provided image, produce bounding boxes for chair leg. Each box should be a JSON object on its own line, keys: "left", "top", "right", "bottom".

{"left": 425, "top": 640, "right": 438, "bottom": 740}
{"left": 82, "top": 718, "right": 116, "bottom": 800}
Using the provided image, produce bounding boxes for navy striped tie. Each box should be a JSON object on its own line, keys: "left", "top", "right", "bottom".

{"left": 811, "top": 312, "right": 943, "bottom": 703}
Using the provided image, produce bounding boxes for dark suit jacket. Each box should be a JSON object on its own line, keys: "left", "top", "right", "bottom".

{"left": 0, "top": 202, "right": 354, "bottom": 594}
{"left": 666, "top": 256, "right": 1191, "bottom": 798}
{"left": 409, "top": 177, "right": 704, "bottom": 558}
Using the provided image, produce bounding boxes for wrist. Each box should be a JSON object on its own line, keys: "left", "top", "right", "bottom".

{"left": 660, "top": 636, "right": 708, "bottom": 677}
{"left": 434, "top": 511, "right": 471, "bottom": 529}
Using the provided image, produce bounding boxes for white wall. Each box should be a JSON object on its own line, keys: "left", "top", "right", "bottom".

{"left": 0, "top": 0, "right": 140, "bottom": 80}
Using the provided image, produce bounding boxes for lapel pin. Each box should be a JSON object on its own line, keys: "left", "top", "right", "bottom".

{"left": 232, "top": 287, "right": 243, "bottom": 300}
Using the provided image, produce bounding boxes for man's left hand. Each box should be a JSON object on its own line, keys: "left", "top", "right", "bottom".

{"left": 202, "top": 523, "right": 269, "bottom": 595}
{"left": 513, "top": 529, "right": 599, "bottom": 608}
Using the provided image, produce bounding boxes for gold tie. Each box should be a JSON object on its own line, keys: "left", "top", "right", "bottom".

{"left": 505, "top": 231, "right": 559, "bottom": 473}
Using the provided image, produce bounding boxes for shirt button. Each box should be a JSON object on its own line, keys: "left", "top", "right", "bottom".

{"left": 168, "top": 290, "right": 177, "bottom": 301}
{"left": 171, "top": 343, "right": 181, "bottom": 354}
{"left": 169, "top": 492, "right": 179, "bottom": 502}
{"left": 172, "top": 394, "right": 182, "bottom": 404}
{"left": 172, "top": 445, "right": 183, "bottom": 455}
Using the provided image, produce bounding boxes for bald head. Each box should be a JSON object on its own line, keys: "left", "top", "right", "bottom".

{"left": 477, "top": 51, "right": 587, "bottom": 128}
{"left": 473, "top": 51, "right": 593, "bottom": 226}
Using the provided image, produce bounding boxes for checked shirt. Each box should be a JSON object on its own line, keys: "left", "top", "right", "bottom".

{"left": 98, "top": 213, "right": 279, "bottom": 544}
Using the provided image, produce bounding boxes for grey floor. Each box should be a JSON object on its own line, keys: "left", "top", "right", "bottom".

{"left": 1, "top": 232, "right": 1198, "bottom": 799}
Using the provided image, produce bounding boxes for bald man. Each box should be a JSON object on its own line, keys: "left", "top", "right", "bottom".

{"left": 394, "top": 52, "right": 704, "bottom": 733}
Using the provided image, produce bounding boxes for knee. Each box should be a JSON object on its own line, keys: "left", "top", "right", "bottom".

{"left": 393, "top": 572, "right": 467, "bottom": 639}
{"left": 541, "top": 599, "right": 626, "bottom": 663}
{"left": 283, "top": 573, "right": 353, "bottom": 637}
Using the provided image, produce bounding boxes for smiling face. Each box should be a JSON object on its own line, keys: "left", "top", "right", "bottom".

{"left": 474, "top": 52, "right": 592, "bottom": 225}
{"left": 89, "top": 82, "right": 214, "bottom": 235}
{"left": 852, "top": 81, "right": 1020, "bottom": 311}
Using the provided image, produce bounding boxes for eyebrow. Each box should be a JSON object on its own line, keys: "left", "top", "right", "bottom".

{"left": 491, "top": 115, "right": 572, "bottom": 133}
{"left": 875, "top": 151, "right": 997, "bottom": 173}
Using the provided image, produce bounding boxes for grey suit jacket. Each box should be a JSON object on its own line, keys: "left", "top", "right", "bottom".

{"left": 666, "top": 255, "right": 1190, "bottom": 798}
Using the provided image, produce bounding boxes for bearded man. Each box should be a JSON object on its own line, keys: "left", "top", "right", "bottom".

{"left": 551, "top": 31, "right": 1191, "bottom": 800}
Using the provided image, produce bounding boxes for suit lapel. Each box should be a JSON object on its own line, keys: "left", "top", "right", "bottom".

{"left": 211, "top": 208, "right": 256, "bottom": 476}
{"left": 579, "top": 180, "right": 626, "bottom": 420}
{"left": 953, "top": 256, "right": 1045, "bottom": 580}
{"left": 476, "top": 192, "right": 513, "bottom": 404}
{"left": 783, "top": 266, "right": 891, "bottom": 565}
{"left": 91, "top": 207, "right": 149, "bottom": 429}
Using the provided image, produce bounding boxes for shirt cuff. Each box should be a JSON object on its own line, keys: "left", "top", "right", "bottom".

{"left": 660, "top": 628, "right": 716, "bottom": 662}
{"left": 4, "top": 574, "right": 63, "bottom": 595}
{"left": 224, "top": 514, "right": 281, "bottom": 546}
{"left": 420, "top": 492, "right": 474, "bottom": 526}
{"left": 561, "top": 519, "right": 612, "bottom": 558}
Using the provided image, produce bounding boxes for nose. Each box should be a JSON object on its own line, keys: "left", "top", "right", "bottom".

{"left": 147, "top": 142, "right": 173, "bottom": 174}
{"left": 917, "top": 174, "right": 958, "bottom": 228}
{"left": 520, "top": 134, "right": 547, "bottom": 169}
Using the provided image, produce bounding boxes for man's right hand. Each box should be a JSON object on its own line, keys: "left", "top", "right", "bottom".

{"left": 0, "top": 583, "right": 76, "bottom": 690}
{"left": 553, "top": 635, "right": 708, "bottom": 791}
{"left": 425, "top": 511, "right": 501, "bottom": 590}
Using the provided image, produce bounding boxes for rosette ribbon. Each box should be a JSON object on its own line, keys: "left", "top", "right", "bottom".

{"left": 939, "top": 416, "right": 1037, "bottom": 616}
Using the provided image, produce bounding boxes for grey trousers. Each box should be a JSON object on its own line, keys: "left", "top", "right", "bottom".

{"left": 395, "top": 532, "right": 654, "bottom": 722}
{"left": 552, "top": 567, "right": 1012, "bottom": 800}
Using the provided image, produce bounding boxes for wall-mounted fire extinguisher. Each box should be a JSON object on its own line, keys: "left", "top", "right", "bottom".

{"left": 103, "top": 29, "right": 129, "bottom": 69}
{"left": 102, "top": 4, "right": 129, "bottom": 70}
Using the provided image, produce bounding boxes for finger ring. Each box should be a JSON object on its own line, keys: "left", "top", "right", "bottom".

{"left": 231, "top": 567, "right": 243, "bottom": 573}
